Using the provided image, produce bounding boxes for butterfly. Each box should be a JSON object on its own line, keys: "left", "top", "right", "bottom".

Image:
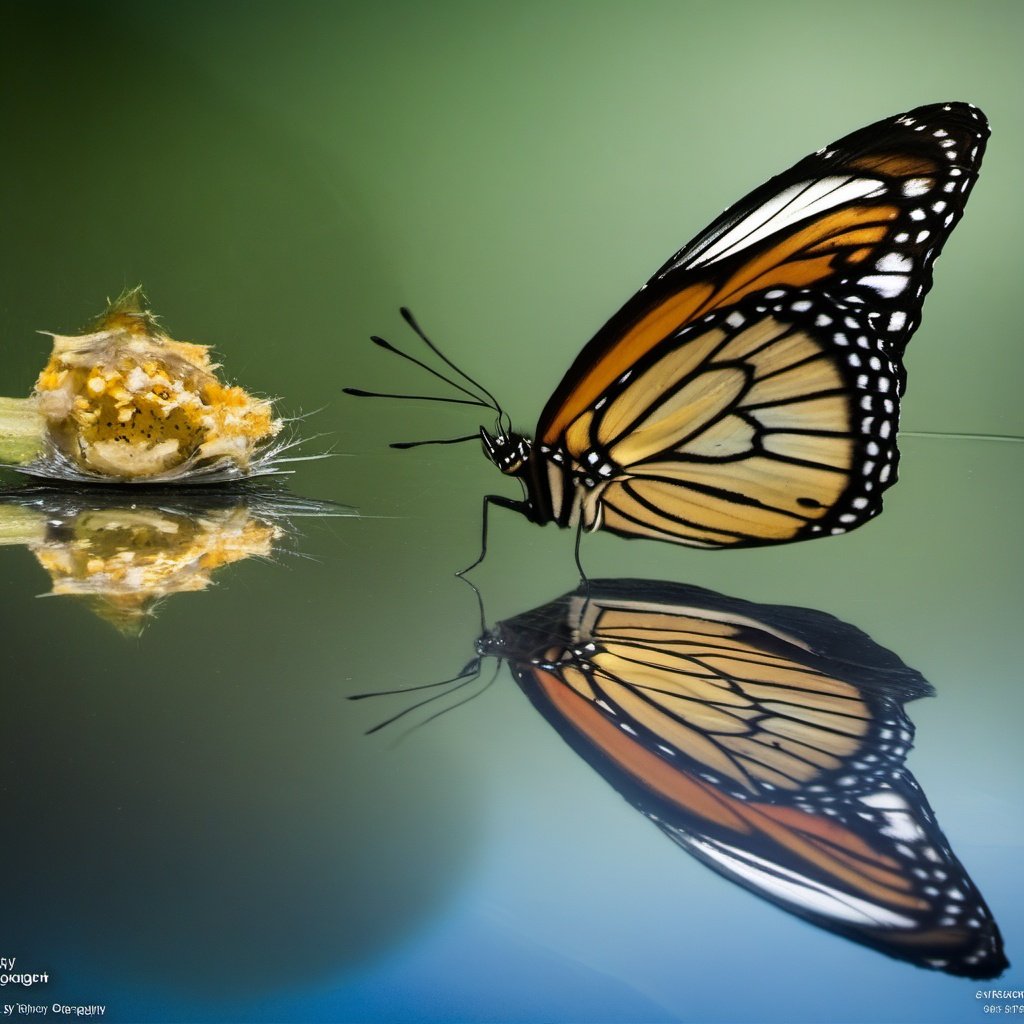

{"left": 348, "top": 102, "right": 988, "bottom": 566}
{"left": 461, "top": 578, "right": 1006, "bottom": 978}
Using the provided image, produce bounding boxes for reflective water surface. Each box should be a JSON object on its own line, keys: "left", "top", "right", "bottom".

{"left": 2, "top": 3, "right": 1022, "bottom": 1023}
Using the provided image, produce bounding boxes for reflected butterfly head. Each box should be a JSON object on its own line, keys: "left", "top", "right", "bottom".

{"left": 349, "top": 103, "right": 989, "bottom": 567}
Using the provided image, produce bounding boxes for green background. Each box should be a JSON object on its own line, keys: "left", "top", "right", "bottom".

{"left": 0, "top": 2, "right": 1021, "bottom": 1021}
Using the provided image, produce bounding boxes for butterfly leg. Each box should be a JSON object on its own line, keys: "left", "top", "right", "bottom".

{"left": 457, "top": 493, "right": 530, "bottom": 576}
{"left": 573, "top": 517, "right": 589, "bottom": 585}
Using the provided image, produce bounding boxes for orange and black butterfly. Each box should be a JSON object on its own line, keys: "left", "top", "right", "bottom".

{"left": 348, "top": 102, "right": 988, "bottom": 561}
{"left": 440, "top": 579, "right": 1003, "bottom": 978}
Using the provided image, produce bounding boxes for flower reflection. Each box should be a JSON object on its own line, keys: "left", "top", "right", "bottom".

{"left": 371, "top": 578, "right": 1008, "bottom": 979}
{"left": 0, "top": 486, "right": 344, "bottom": 633}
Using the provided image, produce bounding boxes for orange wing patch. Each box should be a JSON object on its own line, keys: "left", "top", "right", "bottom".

{"left": 542, "top": 204, "right": 898, "bottom": 443}
{"left": 535, "top": 666, "right": 924, "bottom": 909}
{"left": 848, "top": 153, "right": 938, "bottom": 177}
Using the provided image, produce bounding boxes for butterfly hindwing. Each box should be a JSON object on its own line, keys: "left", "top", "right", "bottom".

{"left": 536, "top": 103, "right": 988, "bottom": 548}
{"left": 573, "top": 290, "right": 903, "bottom": 546}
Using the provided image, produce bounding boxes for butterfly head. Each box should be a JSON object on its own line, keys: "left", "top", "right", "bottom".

{"left": 476, "top": 596, "right": 578, "bottom": 667}
{"left": 480, "top": 427, "right": 532, "bottom": 477}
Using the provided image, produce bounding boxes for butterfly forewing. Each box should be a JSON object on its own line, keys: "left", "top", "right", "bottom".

{"left": 536, "top": 103, "right": 988, "bottom": 548}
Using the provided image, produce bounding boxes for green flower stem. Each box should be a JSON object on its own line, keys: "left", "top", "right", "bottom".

{"left": 0, "top": 504, "right": 46, "bottom": 546}
{"left": 0, "top": 396, "right": 45, "bottom": 465}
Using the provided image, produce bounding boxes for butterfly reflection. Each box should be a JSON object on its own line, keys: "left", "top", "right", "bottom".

{"left": 0, "top": 485, "right": 344, "bottom": 634}
{"left": 398, "top": 579, "right": 1007, "bottom": 978}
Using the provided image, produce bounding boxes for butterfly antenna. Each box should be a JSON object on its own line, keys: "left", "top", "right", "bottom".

{"left": 349, "top": 658, "right": 481, "bottom": 701}
{"left": 361, "top": 659, "right": 485, "bottom": 736}
{"left": 361, "top": 333, "right": 494, "bottom": 408}
{"left": 343, "top": 387, "right": 489, "bottom": 409}
{"left": 390, "top": 433, "right": 481, "bottom": 450}
{"left": 400, "top": 308, "right": 509, "bottom": 425}
{"left": 396, "top": 661, "right": 502, "bottom": 742}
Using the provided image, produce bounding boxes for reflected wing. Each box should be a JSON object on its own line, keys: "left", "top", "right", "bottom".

{"left": 537, "top": 103, "right": 988, "bottom": 548}
{"left": 503, "top": 584, "right": 1006, "bottom": 977}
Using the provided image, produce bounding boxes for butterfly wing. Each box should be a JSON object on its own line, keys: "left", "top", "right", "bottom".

{"left": 536, "top": 103, "right": 989, "bottom": 547}
{"left": 498, "top": 581, "right": 1006, "bottom": 978}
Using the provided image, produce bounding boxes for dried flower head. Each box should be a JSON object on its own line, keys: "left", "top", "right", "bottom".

{"left": 33, "top": 287, "right": 284, "bottom": 481}
{"left": 2, "top": 288, "right": 295, "bottom": 484}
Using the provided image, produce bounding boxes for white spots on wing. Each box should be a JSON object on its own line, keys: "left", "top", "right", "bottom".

{"left": 916, "top": 229, "right": 931, "bottom": 243}
{"left": 902, "top": 178, "right": 933, "bottom": 197}
{"left": 725, "top": 311, "right": 746, "bottom": 328}
{"left": 815, "top": 314, "right": 832, "bottom": 326}
{"left": 894, "top": 232, "right": 909, "bottom": 243}
{"left": 876, "top": 252, "right": 913, "bottom": 274}
{"left": 909, "top": 208, "right": 926, "bottom": 222}
{"left": 932, "top": 200, "right": 947, "bottom": 214}
{"left": 858, "top": 274, "right": 909, "bottom": 298}
{"left": 687, "top": 839, "right": 919, "bottom": 928}
{"left": 683, "top": 176, "right": 886, "bottom": 270}
{"left": 791, "top": 299, "right": 812, "bottom": 312}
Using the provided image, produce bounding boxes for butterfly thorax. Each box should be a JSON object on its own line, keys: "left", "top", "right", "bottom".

{"left": 480, "top": 427, "right": 599, "bottom": 530}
